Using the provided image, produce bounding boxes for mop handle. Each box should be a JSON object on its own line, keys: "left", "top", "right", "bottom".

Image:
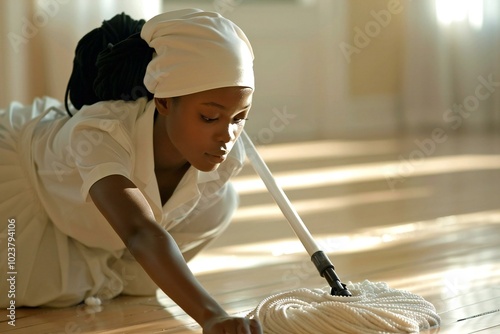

{"left": 240, "top": 131, "right": 321, "bottom": 256}
{"left": 240, "top": 131, "right": 352, "bottom": 297}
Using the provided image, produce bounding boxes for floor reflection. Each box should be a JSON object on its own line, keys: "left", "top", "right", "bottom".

{"left": 189, "top": 210, "right": 500, "bottom": 275}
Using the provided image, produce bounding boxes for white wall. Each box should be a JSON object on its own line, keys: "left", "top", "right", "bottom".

{"left": 4, "top": 1, "right": 496, "bottom": 143}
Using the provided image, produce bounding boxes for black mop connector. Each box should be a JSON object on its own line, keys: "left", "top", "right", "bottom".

{"left": 311, "top": 251, "right": 352, "bottom": 297}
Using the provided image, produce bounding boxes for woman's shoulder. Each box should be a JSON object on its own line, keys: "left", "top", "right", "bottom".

{"left": 64, "top": 98, "right": 153, "bottom": 136}
{"left": 75, "top": 97, "right": 150, "bottom": 121}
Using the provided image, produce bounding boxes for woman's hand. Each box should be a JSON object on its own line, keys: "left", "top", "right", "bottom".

{"left": 203, "top": 315, "right": 262, "bottom": 334}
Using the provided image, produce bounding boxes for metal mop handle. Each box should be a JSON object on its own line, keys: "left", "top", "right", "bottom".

{"left": 240, "top": 131, "right": 351, "bottom": 297}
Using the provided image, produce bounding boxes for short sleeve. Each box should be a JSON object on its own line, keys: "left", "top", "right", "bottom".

{"left": 66, "top": 103, "right": 143, "bottom": 201}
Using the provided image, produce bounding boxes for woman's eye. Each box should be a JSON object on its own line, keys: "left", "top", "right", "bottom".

{"left": 201, "top": 115, "right": 217, "bottom": 122}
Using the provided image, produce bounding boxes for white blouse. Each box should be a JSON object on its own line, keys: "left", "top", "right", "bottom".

{"left": 27, "top": 97, "right": 245, "bottom": 251}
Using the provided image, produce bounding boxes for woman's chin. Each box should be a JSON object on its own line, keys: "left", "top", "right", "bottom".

{"left": 193, "top": 161, "right": 220, "bottom": 173}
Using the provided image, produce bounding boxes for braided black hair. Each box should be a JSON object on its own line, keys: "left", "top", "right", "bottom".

{"left": 64, "top": 13, "right": 154, "bottom": 116}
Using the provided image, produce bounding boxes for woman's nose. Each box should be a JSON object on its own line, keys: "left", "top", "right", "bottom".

{"left": 215, "top": 122, "right": 237, "bottom": 144}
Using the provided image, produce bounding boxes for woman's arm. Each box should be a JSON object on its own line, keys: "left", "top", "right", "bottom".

{"left": 89, "top": 174, "right": 261, "bottom": 334}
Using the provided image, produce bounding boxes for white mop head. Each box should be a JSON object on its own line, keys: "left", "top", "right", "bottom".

{"left": 248, "top": 280, "right": 440, "bottom": 334}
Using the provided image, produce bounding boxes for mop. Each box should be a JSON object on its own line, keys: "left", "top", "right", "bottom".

{"left": 240, "top": 131, "right": 441, "bottom": 334}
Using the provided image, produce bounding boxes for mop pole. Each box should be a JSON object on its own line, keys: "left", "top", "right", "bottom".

{"left": 240, "top": 131, "right": 351, "bottom": 297}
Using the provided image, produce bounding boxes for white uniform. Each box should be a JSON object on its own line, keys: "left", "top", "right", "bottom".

{"left": 0, "top": 97, "right": 244, "bottom": 307}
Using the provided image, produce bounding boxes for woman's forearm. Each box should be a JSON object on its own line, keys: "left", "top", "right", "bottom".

{"left": 126, "top": 222, "right": 227, "bottom": 327}
{"left": 89, "top": 175, "right": 227, "bottom": 327}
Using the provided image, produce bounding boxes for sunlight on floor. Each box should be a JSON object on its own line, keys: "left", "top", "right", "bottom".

{"left": 251, "top": 139, "right": 399, "bottom": 162}
{"left": 386, "top": 262, "right": 500, "bottom": 310}
{"left": 235, "top": 155, "right": 500, "bottom": 194}
{"left": 188, "top": 210, "right": 500, "bottom": 275}
{"left": 232, "top": 187, "right": 431, "bottom": 223}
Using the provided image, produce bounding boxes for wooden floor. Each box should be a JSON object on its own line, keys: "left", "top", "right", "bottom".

{"left": 2, "top": 132, "right": 500, "bottom": 333}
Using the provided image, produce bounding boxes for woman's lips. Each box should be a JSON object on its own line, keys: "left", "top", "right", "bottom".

{"left": 206, "top": 153, "right": 226, "bottom": 163}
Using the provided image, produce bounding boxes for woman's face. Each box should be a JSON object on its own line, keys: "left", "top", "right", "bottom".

{"left": 155, "top": 86, "right": 253, "bottom": 172}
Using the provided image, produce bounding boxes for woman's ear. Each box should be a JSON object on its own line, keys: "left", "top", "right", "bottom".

{"left": 154, "top": 98, "right": 169, "bottom": 116}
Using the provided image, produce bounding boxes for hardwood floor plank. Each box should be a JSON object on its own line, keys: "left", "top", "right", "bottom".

{"left": 2, "top": 134, "right": 500, "bottom": 333}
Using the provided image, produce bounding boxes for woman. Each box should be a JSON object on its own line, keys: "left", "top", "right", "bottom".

{"left": 0, "top": 8, "right": 261, "bottom": 334}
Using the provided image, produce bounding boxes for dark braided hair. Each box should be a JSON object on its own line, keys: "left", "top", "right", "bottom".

{"left": 64, "top": 13, "right": 154, "bottom": 116}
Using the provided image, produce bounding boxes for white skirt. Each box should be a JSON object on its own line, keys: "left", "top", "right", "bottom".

{"left": 0, "top": 97, "right": 237, "bottom": 307}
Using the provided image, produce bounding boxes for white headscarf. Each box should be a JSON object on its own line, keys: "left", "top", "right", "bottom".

{"left": 141, "top": 8, "right": 254, "bottom": 98}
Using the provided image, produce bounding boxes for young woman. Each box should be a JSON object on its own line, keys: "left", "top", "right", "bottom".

{"left": 0, "top": 9, "right": 261, "bottom": 334}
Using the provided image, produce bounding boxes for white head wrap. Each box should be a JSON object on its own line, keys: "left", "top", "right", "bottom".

{"left": 141, "top": 8, "right": 254, "bottom": 98}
